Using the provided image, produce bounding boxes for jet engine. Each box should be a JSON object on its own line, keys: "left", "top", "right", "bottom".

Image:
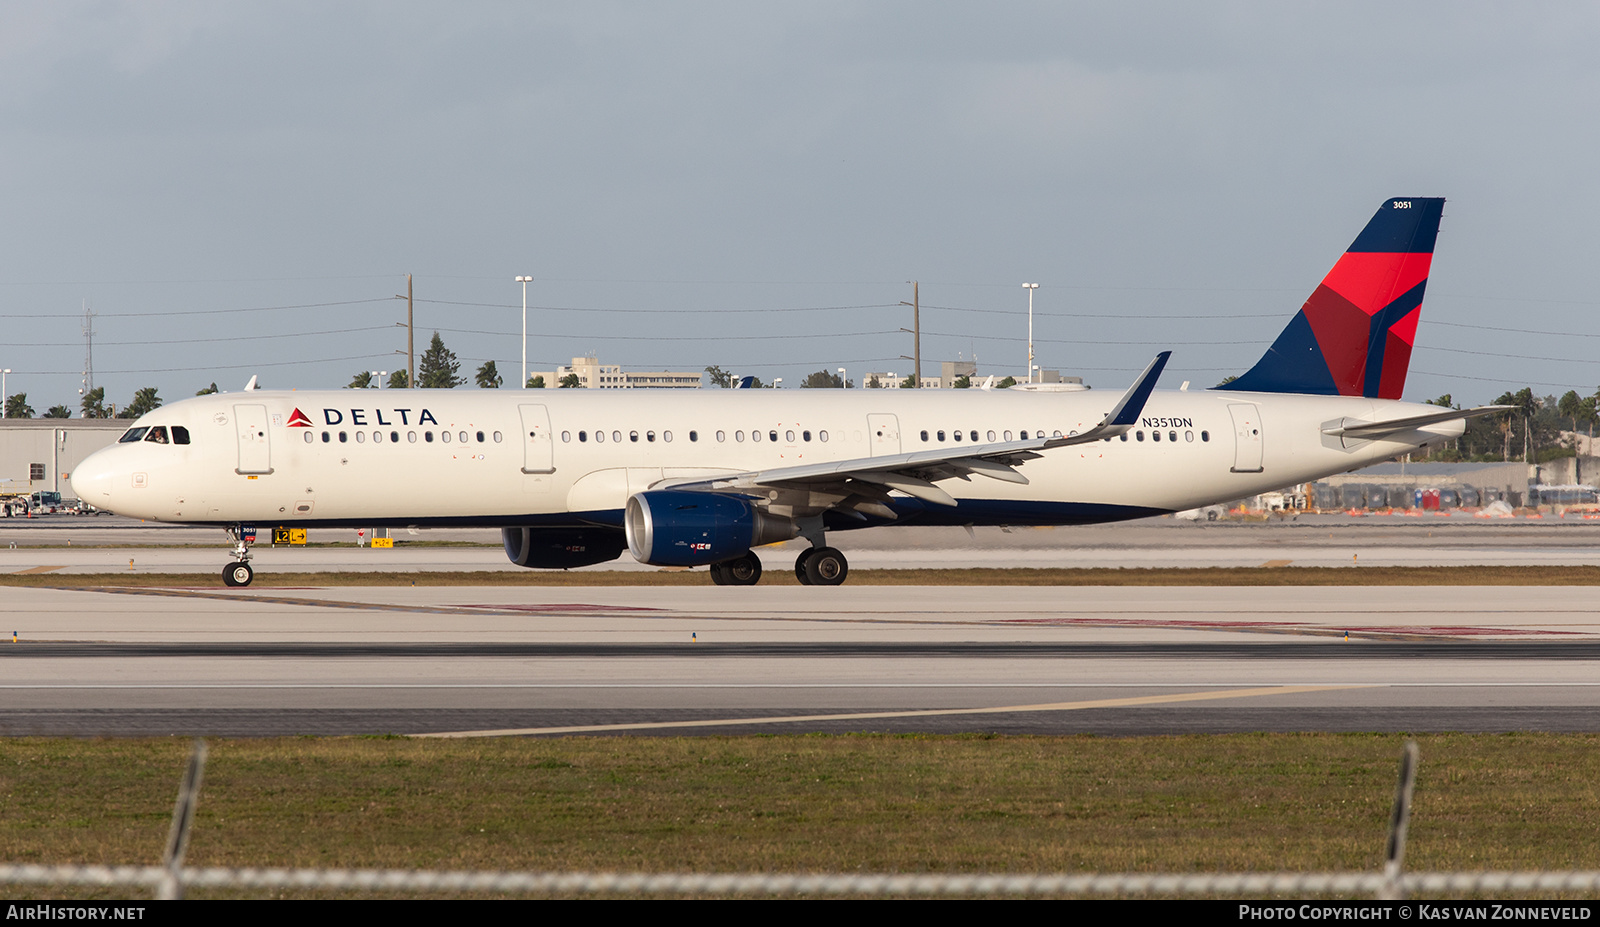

{"left": 624, "top": 490, "right": 796, "bottom": 567}
{"left": 502, "top": 526, "right": 628, "bottom": 569}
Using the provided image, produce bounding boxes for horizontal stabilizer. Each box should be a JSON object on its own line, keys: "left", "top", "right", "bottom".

{"left": 1321, "top": 405, "right": 1510, "bottom": 440}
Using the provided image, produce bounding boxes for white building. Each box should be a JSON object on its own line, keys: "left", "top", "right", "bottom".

{"left": 529, "top": 357, "right": 702, "bottom": 389}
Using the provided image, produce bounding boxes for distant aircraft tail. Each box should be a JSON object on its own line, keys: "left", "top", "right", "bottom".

{"left": 1218, "top": 197, "right": 1445, "bottom": 399}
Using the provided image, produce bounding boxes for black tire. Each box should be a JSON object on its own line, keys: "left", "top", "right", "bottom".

{"left": 723, "top": 552, "right": 762, "bottom": 586}
{"left": 794, "top": 548, "right": 817, "bottom": 585}
{"left": 803, "top": 547, "right": 848, "bottom": 586}
{"left": 709, "top": 562, "right": 728, "bottom": 585}
{"left": 223, "top": 561, "right": 253, "bottom": 587}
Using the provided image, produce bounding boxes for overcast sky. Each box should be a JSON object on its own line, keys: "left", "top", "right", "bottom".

{"left": 3, "top": 1, "right": 1597, "bottom": 410}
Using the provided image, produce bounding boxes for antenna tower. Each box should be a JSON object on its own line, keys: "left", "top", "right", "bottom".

{"left": 81, "top": 301, "right": 96, "bottom": 398}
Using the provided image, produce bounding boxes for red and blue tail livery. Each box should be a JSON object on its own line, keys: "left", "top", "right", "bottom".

{"left": 1219, "top": 197, "right": 1444, "bottom": 399}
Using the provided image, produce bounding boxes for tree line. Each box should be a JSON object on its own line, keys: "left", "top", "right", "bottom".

{"left": 1420, "top": 387, "right": 1600, "bottom": 464}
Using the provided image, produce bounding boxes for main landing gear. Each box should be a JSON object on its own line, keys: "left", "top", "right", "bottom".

{"left": 794, "top": 546, "right": 848, "bottom": 586}
{"left": 709, "top": 551, "right": 762, "bottom": 586}
{"left": 707, "top": 521, "right": 850, "bottom": 587}
{"left": 222, "top": 526, "right": 255, "bottom": 587}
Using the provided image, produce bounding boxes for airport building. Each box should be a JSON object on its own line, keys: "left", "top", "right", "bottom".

{"left": 527, "top": 356, "right": 703, "bottom": 389}
{"left": 0, "top": 418, "right": 126, "bottom": 501}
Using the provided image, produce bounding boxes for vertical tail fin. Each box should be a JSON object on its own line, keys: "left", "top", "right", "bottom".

{"left": 1218, "top": 197, "right": 1444, "bottom": 399}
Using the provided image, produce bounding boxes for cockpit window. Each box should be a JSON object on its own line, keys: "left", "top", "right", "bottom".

{"left": 172, "top": 426, "right": 191, "bottom": 445}
{"left": 144, "top": 426, "right": 169, "bottom": 444}
{"left": 118, "top": 427, "right": 149, "bottom": 443}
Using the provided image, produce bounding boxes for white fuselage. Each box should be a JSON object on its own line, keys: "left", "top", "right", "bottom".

{"left": 72, "top": 387, "right": 1458, "bottom": 532}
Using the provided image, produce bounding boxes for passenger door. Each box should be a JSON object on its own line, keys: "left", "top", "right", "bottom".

{"left": 519, "top": 403, "right": 555, "bottom": 479}
{"left": 1228, "top": 403, "right": 1264, "bottom": 473}
{"left": 233, "top": 404, "right": 273, "bottom": 475}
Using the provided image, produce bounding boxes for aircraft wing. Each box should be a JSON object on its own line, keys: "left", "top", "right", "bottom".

{"left": 1321, "top": 405, "right": 1511, "bottom": 441}
{"left": 657, "top": 353, "right": 1171, "bottom": 512}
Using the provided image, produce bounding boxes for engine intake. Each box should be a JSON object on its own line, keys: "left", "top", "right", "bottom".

{"left": 625, "top": 490, "right": 796, "bottom": 566}
{"left": 502, "top": 526, "right": 627, "bottom": 569}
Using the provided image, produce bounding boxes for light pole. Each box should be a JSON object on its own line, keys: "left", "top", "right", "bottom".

{"left": 1023, "top": 283, "right": 1038, "bottom": 383}
{"left": 371, "top": 371, "right": 387, "bottom": 390}
{"left": 773, "top": 378, "right": 783, "bottom": 389}
{"left": 1, "top": 369, "right": 9, "bottom": 417}
{"left": 515, "top": 276, "right": 533, "bottom": 388}
{"left": 838, "top": 367, "right": 847, "bottom": 389}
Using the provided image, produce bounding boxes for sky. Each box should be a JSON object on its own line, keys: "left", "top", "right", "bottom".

{"left": 2, "top": 1, "right": 1598, "bottom": 412}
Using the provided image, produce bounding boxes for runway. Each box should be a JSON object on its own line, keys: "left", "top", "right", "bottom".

{"left": 5, "top": 582, "right": 1600, "bottom": 737}
{"left": 8, "top": 513, "right": 1600, "bottom": 572}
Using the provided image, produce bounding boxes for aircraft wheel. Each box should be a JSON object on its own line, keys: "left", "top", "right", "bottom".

{"left": 708, "top": 562, "right": 729, "bottom": 585}
{"left": 223, "top": 561, "right": 253, "bottom": 588}
{"left": 803, "top": 547, "right": 848, "bottom": 586}
{"left": 722, "top": 552, "right": 762, "bottom": 586}
{"left": 794, "top": 548, "right": 817, "bottom": 585}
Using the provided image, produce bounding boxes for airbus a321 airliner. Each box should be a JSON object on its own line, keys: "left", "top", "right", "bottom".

{"left": 72, "top": 197, "right": 1502, "bottom": 587}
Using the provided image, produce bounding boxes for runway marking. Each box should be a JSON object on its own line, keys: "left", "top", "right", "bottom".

{"left": 11, "top": 566, "right": 66, "bottom": 574}
{"left": 22, "top": 586, "right": 1600, "bottom": 641}
{"left": 412, "top": 685, "right": 1369, "bottom": 738}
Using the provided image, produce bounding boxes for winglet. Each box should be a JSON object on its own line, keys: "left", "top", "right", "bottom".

{"left": 1103, "top": 351, "right": 1170, "bottom": 427}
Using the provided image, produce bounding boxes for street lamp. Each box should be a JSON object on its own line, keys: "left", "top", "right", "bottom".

{"left": 371, "top": 371, "right": 387, "bottom": 390}
{"left": 515, "top": 276, "right": 533, "bottom": 388}
{"left": 773, "top": 378, "right": 783, "bottom": 389}
{"left": 1023, "top": 283, "right": 1038, "bottom": 383}
{"left": 1, "top": 369, "right": 10, "bottom": 418}
{"left": 838, "top": 367, "right": 847, "bottom": 389}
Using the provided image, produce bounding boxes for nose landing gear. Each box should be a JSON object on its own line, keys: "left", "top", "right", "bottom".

{"left": 222, "top": 526, "right": 255, "bottom": 587}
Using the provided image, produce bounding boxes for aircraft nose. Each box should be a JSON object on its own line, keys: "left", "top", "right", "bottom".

{"left": 71, "top": 448, "right": 120, "bottom": 509}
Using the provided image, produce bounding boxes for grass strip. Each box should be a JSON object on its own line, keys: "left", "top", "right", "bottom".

{"left": 1, "top": 733, "right": 1598, "bottom": 898}
{"left": 0, "top": 564, "right": 1586, "bottom": 587}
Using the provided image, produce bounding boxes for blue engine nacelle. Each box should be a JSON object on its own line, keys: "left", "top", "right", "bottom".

{"left": 502, "top": 526, "right": 627, "bottom": 569}
{"left": 624, "top": 490, "right": 796, "bottom": 567}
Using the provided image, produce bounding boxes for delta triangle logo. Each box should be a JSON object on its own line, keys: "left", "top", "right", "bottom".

{"left": 286, "top": 408, "right": 313, "bottom": 428}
